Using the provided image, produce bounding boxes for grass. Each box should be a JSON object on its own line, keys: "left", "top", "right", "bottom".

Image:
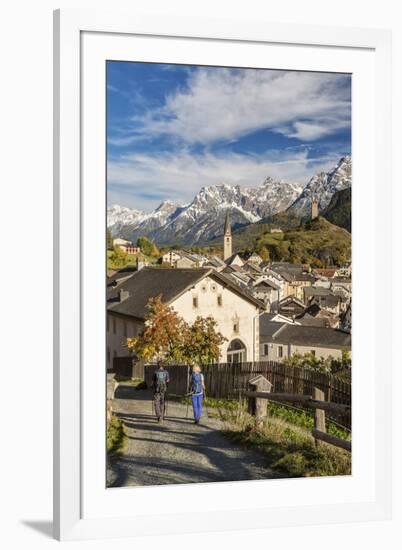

{"left": 170, "top": 394, "right": 351, "bottom": 477}
{"left": 266, "top": 401, "right": 351, "bottom": 441}
{"left": 114, "top": 376, "right": 147, "bottom": 389}
{"left": 222, "top": 408, "right": 351, "bottom": 478}
{"left": 107, "top": 250, "right": 158, "bottom": 271}
{"left": 107, "top": 415, "right": 127, "bottom": 456}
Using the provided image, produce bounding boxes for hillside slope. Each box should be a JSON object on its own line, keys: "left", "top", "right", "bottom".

{"left": 322, "top": 188, "right": 351, "bottom": 232}
{"left": 216, "top": 216, "right": 351, "bottom": 267}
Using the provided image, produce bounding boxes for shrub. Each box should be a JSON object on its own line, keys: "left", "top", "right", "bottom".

{"left": 107, "top": 416, "right": 127, "bottom": 455}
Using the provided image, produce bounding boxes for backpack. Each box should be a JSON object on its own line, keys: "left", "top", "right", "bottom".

{"left": 190, "top": 372, "right": 203, "bottom": 394}
{"left": 154, "top": 369, "right": 168, "bottom": 393}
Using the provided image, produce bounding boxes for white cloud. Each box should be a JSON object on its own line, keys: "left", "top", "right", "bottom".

{"left": 125, "top": 68, "right": 350, "bottom": 145}
{"left": 107, "top": 148, "right": 343, "bottom": 211}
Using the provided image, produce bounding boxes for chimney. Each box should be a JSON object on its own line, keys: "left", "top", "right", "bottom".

{"left": 119, "top": 289, "right": 129, "bottom": 302}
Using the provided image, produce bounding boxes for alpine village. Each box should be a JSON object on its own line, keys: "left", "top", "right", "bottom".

{"left": 106, "top": 156, "right": 352, "bottom": 486}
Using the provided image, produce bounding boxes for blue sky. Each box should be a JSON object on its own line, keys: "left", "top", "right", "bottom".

{"left": 107, "top": 61, "right": 351, "bottom": 211}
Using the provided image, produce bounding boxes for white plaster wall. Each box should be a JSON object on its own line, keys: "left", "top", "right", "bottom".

{"left": 260, "top": 342, "right": 345, "bottom": 361}
{"left": 106, "top": 314, "right": 143, "bottom": 365}
{"left": 171, "top": 276, "right": 260, "bottom": 361}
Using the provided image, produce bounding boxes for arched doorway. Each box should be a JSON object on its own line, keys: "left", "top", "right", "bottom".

{"left": 227, "top": 339, "right": 247, "bottom": 364}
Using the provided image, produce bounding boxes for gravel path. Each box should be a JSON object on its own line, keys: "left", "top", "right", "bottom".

{"left": 107, "top": 386, "right": 275, "bottom": 487}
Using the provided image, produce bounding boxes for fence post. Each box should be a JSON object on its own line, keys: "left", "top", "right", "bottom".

{"left": 313, "top": 386, "right": 326, "bottom": 447}
{"left": 248, "top": 375, "right": 272, "bottom": 425}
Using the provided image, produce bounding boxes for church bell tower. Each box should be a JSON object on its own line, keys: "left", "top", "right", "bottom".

{"left": 223, "top": 210, "right": 232, "bottom": 260}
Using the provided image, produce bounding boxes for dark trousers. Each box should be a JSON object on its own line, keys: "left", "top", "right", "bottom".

{"left": 154, "top": 392, "right": 166, "bottom": 418}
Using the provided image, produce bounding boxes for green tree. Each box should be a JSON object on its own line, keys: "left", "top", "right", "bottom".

{"left": 137, "top": 236, "right": 158, "bottom": 256}
{"left": 109, "top": 246, "right": 128, "bottom": 268}
{"left": 106, "top": 228, "right": 113, "bottom": 250}
{"left": 182, "top": 316, "right": 227, "bottom": 365}
{"left": 256, "top": 245, "right": 270, "bottom": 262}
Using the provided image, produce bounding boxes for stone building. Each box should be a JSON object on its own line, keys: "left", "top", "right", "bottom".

{"left": 107, "top": 267, "right": 265, "bottom": 368}
{"left": 260, "top": 320, "right": 351, "bottom": 361}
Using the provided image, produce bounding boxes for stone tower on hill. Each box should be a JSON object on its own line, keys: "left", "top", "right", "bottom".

{"left": 223, "top": 210, "right": 232, "bottom": 261}
{"left": 311, "top": 197, "right": 319, "bottom": 220}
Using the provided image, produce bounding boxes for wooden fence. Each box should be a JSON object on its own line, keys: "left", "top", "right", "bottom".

{"left": 145, "top": 361, "right": 350, "bottom": 402}
{"left": 144, "top": 361, "right": 351, "bottom": 427}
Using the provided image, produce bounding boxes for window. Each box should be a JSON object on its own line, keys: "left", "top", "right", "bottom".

{"left": 278, "top": 345, "right": 283, "bottom": 358}
{"left": 263, "top": 343, "right": 269, "bottom": 356}
{"left": 217, "top": 295, "right": 223, "bottom": 306}
{"left": 233, "top": 321, "right": 239, "bottom": 333}
{"left": 193, "top": 296, "right": 198, "bottom": 308}
{"left": 107, "top": 347, "right": 110, "bottom": 364}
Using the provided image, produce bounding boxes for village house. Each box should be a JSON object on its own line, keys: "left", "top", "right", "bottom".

{"left": 262, "top": 312, "right": 300, "bottom": 325}
{"left": 259, "top": 320, "right": 351, "bottom": 361}
{"left": 203, "top": 255, "right": 226, "bottom": 271}
{"left": 270, "top": 263, "right": 316, "bottom": 300}
{"left": 175, "top": 253, "right": 198, "bottom": 268}
{"left": 251, "top": 277, "right": 281, "bottom": 310}
{"left": 106, "top": 267, "right": 265, "bottom": 368}
{"left": 277, "top": 295, "right": 306, "bottom": 318}
{"left": 246, "top": 252, "right": 263, "bottom": 266}
{"left": 313, "top": 268, "right": 339, "bottom": 279}
{"left": 303, "top": 286, "right": 343, "bottom": 314}
{"left": 161, "top": 250, "right": 182, "bottom": 266}
{"left": 112, "top": 237, "right": 140, "bottom": 255}
{"left": 113, "top": 237, "right": 131, "bottom": 247}
{"left": 224, "top": 253, "right": 245, "bottom": 267}
{"left": 295, "top": 303, "right": 340, "bottom": 329}
{"left": 340, "top": 303, "right": 352, "bottom": 333}
{"left": 222, "top": 265, "right": 253, "bottom": 288}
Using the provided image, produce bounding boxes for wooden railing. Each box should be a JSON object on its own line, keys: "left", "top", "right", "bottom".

{"left": 246, "top": 383, "right": 351, "bottom": 451}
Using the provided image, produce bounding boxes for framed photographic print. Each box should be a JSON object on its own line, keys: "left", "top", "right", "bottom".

{"left": 54, "top": 9, "right": 392, "bottom": 541}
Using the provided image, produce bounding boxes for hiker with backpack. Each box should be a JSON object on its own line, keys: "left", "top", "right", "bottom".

{"left": 188, "top": 365, "right": 206, "bottom": 424}
{"left": 152, "top": 361, "right": 170, "bottom": 423}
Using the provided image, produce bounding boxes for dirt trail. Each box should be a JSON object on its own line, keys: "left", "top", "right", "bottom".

{"left": 107, "top": 386, "right": 276, "bottom": 487}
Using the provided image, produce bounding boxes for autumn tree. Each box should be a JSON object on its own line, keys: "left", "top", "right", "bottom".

{"left": 127, "top": 298, "right": 227, "bottom": 365}
{"left": 126, "top": 296, "right": 186, "bottom": 363}
{"left": 182, "top": 316, "right": 227, "bottom": 366}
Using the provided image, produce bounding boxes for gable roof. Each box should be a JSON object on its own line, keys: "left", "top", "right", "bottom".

{"left": 260, "top": 321, "right": 351, "bottom": 349}
{"left": 107, "top": 267, "right": 264, "bottom": 320}
{"left": 224, "top": 253, "right": 244, "bottom": 266}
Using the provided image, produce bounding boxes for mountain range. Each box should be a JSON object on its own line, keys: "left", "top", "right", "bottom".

{"left": 108, "top": 156, "right": 351, "bottom": 246}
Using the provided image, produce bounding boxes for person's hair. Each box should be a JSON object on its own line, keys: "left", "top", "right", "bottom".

{"left": 192, "top": 365, "right": 201, "bottom": 373}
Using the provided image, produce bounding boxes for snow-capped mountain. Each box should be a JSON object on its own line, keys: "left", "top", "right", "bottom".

{"left": 107, "top": 177, "right": 303, "bottom": 245}
{"left": 286, "top": 156, "right": 352, "bottom": 217}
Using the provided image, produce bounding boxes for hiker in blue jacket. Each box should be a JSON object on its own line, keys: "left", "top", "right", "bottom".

{"left": 189, "top": 365, "right": 205, "bottom": 424}
{"left": 152, "top": 361, "right": 170, "bottom": 423}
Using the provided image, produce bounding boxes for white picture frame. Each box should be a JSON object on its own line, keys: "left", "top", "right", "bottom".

{"left": 53, "top": 8, "right": 392, "bottom": 541}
